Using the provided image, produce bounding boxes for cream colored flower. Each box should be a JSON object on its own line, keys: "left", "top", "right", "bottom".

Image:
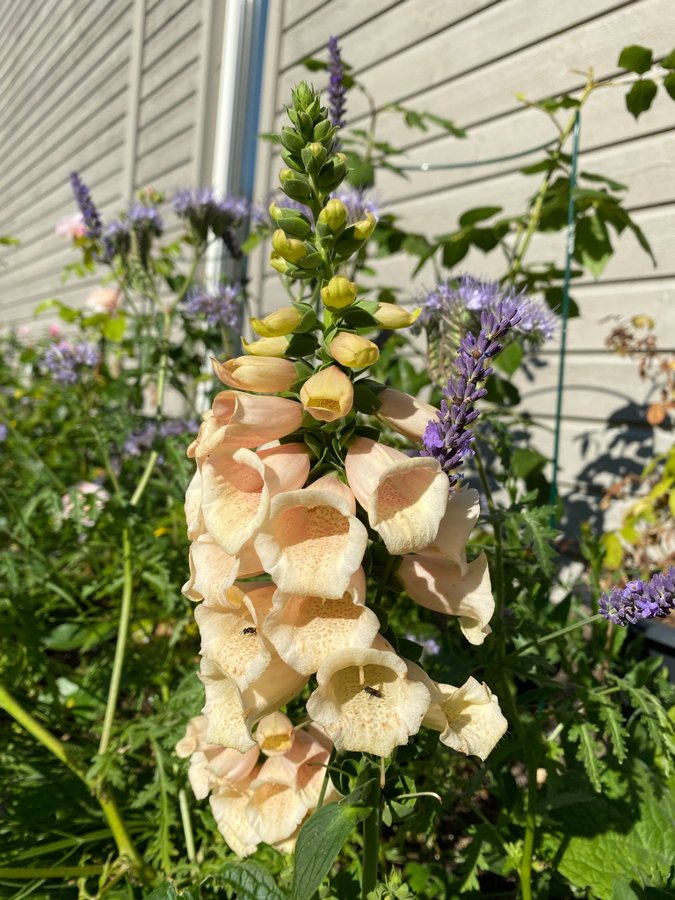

{"left": 175, "top": 715, "right": 259, "bottom": 800}
{"left": 306, "top": 647, "right": 431, "bottom": 757}
{"left": 241, "top": 335, "right": 291, "bottom": 357}
{"left": 254, "top": 484, "right": 368, "bottom": 599}
{"left": 397, "top": 552, "right": 494, "bottom": 645}
{"left": 299, "top": 365, "right": 354, "bottom": 422}
{"left": 329, "top": 332, "right": 379, "bottom": 369}
{"left": 255, "top": 711, "right": 295, "bottom": 757}
{"left": 417, "top": 487, "right": 480, "bottom": 574}
{"left": 263, "top": 572, "right": 379, "bottom": 675}
{"left": 184, "top": 468, "right": 203, "bottom": 539}
{"left": 211, "top": 355, "right": 297, "bottom": 393}
{"left": 188, "top": 391, "right": 303, "bottom": 458}
{"left": 209, "top": 772, "right": 262, "bottom": 857}
{"left": 345, "top": 436, "right": 449, "bottom": 555}
{"left": 200, "top": 444, "right": 309, "bottom": 555}
{"left": 182, "top": 534, "right": 263, "bottom": 604}
{"left": 376, "top": 387, "right": 437, "bottom": 443}
{"left": 246, "top": 760, "right": 309, "bottom": 846}
{"left": 195, "top": 582, "right": 276, "bottom": 691}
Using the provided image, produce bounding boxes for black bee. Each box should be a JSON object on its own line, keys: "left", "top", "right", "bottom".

{"left": 241, "top": 626, "right": 257, "bottom": 635}
{"left": 364, "top": 686, "right": 383, "bottom": 699}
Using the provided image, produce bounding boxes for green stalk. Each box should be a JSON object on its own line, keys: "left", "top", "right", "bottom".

{"left": 361, "top": 778, "right": 381, "bottom": 899}
{"left": 0, "top": 685, "right": 153, "bottom": 884}
{"left": 178, "top": 788, "right": 196, "bottom": 863}
{"left": 0, "top": 865, "right": 105, "bottom": 879}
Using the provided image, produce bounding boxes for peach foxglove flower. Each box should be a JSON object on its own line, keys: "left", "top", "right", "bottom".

{"left": 86, "top": 286, "right": 122, "bottom": 315}
{"left": 329, "top": 332, "right": 380, "bottom": 369}
{"left": 415, "top": 669, "right": 508, "bottom": 760}
{"left": 241, "top": 335, "right": 291, "bottom": 357}
{"left": 397, "top": 552, "right": 494, "bottom": 645}
{"left": 188, "top": 391, "right": 303, "bottom": 457}
{"left": 254, "top": 484, "right": 368, "bottom": 599}
{"left": 299, "top": 365, "right": 354, "bottom": 422}
{"left": 263, "top": 571, "right": 379, "bottom": 675}
{"left": 306, "top": 647, "right": 431, "bottom": 757}
{"left": 255, "top": 711, "right": 295, "bottom": 756}
{"left": 246, "top": 761, "right": 309, "bottom": 846}
{"left": 200, "top": 655, "right": 307, "bottom": 752}
{"left": 185, "top": 469, "right": 203, "bottom": 539}
{"left": 195, "top": 582, "right": 276, "bottom": 691}
{"left": 182, "top": 534, "right": 263, "bottom": 603}
{"left": 211, "top": 355, "right": 297, "bottom": 393}
{"left": 345, "top": 437, "right": 449, "bottom": 555}
{"left": 209, "top": 771, "right": 262, "bottom": 857}
{"left": 176, "top": 715, "right": 259, "bottom": 799}
{"left": 376, "top": 388, "right": 438, "bottom": 443}
{"left": 417, "top": 487, "right": 480, "bottom": 574}
{"left": 200, "top": 443, "right": 309, "bottom": 555}
{"left": 373, "top": 303, "right": 421, "bottom": 330}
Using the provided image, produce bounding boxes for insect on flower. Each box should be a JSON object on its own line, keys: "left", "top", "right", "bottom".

{"left": 364, "top": 686, "right": 384, "bottom": 700}
{"left": 241, "top": 626, "right": 257, "bottom": 636}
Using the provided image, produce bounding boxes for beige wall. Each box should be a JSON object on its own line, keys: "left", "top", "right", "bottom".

{"left": 252, "top": 0, "right": 675, "bottom": 511}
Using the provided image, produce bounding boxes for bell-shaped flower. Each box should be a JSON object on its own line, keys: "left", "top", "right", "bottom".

{"left": 211, "top": 355, "right": 297, "bottom": 393}
{"left": 209, "top": 770, "right": 262, "bottom": 857}
{"left": 182, "top": 534, "right": 263, "bottom": 604}
{"left": 413, "top": 667, "right": 507, "bottom": 760}
{"left": 416, "top": 487, "right": 480, "bottom": 574}
{"left": 254, "top": 482, "right": 368, "bottom": 599}
{"left": 255, "top": 711, "right": 295, "bottom": 757}
{"left": 246, "top": 759, "right": 310, "bottom": 847}
{"left": 345, "top": 436, "right": 449, "bottom": 555}
{"left": 188, "top": 391, "right": 303, "bottom": 458}
{"left": 306, "top": 647, "right": 431, "bottom": 757}
{"left": 263, "top": 570, "right": 379, "bottom": 676}
{"left": 397, "top": 552, "right": 494, "bottom": 645}
{"left": 195, "top": 582, "right": 276, "bottom": 691}
{"left": 200, "top": 443, "right": 310, "bottom": 555}
{"left": 200, "top": 654, "right": 307, "bottom": 753}
{"left": 176, "top": 715, "right": 259, "bottom": 800}
{"left": 376, "top": 388, "right": 438, "bottom": 443}
{"left": 299, "top": 365, "right": 354, "bottom": 422}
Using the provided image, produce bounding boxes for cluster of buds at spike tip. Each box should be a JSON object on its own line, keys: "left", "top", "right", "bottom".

{"left": 180, "top": 82, "right": 509, "bottom": 860}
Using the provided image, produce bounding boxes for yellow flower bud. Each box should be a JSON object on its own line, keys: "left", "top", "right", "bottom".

{"left": 373, "top": 303, "right": 421, "bottom": 330}
{"left": 353, "top": 212, "right": 377, "bottom": 241}
{"left": 329, "top": 332, "right": 380, "bottom": 369}
{"left": 271, "top": 229, "right": 308, "bottom": 263}
{"left": 250, "top": 305, "right": 302, "bottom": 338}
{"left": 300, "top": 365, "right": 354, "bottom": 422}
{"left": 321, "top": 275, "right": 357, "bottom": 311}
{"left": 318, "top": 199, "right": 348, "bottom": 232}
{"left": 270, "top": 253, "right": 290, "bottom": 274}
{"left": 241, "top": 335, "right": 291, "bottom": 358}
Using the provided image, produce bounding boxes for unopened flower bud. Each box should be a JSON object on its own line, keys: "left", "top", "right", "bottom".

{"left": 330, "top": 332, "right": 380, "bottom": 369}
{"left": 301, "top": 142, "right": 327, "bottom": 174}
{"left": 318, "top": 199, "right": 348, "bottom": 233}
{"left": 353, "top": 212, "right": 377, "bottom": 241}
{"left": 211, "top": 355, "right": 297, "bottom": 393}
{"left": 321, "top": 276, "right": 357, "bottom": 311}
{"left": 270, "top": 253, "right": 291, "bottom": 274}
{"left": 272, "top": 229, "right": 308, "bottom": 264}
{"left": 251, "top": 306, "right": 302, "bottom": 338}
{"left": 300, "top": 365, "right": 354, "bottom": 422}
{"left": 373, "top": 303, "right": 421, "bottom": 330}
{"left": 242, "top": 335, "right": 291, "bottom": 358}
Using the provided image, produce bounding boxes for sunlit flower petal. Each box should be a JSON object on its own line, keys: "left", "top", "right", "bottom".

{"left": 345, "top": 437, "right": 449, "bottom": 555}
{"left": 417, "top": 487, "right": 480, "bottom": 575}
{"left": 182, "top": 534, "right": 263, "bottom": 604}
{"left": 176, "top": 716, "right": 259, "bottom": 799}
{"left": 299, "top": 365, "right": 354, "bottom": 422}
{"left": 209, "top": 773, "right": 261, "bottom": 857}
{"left": 184, "top": 468, "right": 203, "bottom": 539}
{"left": 246, "top": 774, "right": 308, "bottom": 846}
{"left": 376, "top": 387, "right": 438, "bottom": 443}
{"left": 212, "top": 355, "right": 298, "bottom": 393}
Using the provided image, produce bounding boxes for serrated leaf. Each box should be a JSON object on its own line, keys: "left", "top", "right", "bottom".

{"left": 618, "top": 44, "right": 653, "bottom": 74}
{"left": 220, "top": 860, "right": 286, "bottom": 900}
{"left": 625, "top": 79, "right": 658, "bottom": 119}
{"left": 570, "top": 722, "right": 604, "bottom": 791}
{"left": 291, "top": 795, "right": 372, "bottom": 900}
{"left": 598, "top": 702, "right": 627, "bottom": 763}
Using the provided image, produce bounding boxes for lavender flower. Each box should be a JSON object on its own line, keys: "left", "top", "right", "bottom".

{"left": 327, "top": 36, "right": 347, "bottom": 133}
{"left": 102, "top": 220, "right": 131, "bottom": 261}
{"left": 127, "top": 202, "right": 164, "bottom": 236}
{"left": 183, "top": 283, "right": 242, "bottom": 329}
{"left": 421, "top": 303, "right": 521, "bottom": 487}
{"left": 0, "top": 423, "right": 7, "bottom": 442}
{"left": 599, "top": 568, "right": 675, "bottom": 626}
{"left": 332, "top": 186, "right": 380, "bottom": 223}
{"left": 405, "top": 633, "right": 441, "bottom": 657}
{"left": 124, "top": 418, "right": 199, "bottom": 458}
{"left": 173, "top": 188, "right": 248, "bottom": 246}
{"left": 69, "top": 172, "right": 102, "bottom": 240}
{"left": 42, "top": 340, "right": 100, "bottom": 385}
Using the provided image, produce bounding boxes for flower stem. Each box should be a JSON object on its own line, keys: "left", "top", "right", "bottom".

{"left": 361, "top": 778, "right": 381, "bottom": 899}
{"left": 473, "top": 444, "right": 505, "bottom": 612}
{"left": 519, "top": 764, "right": 538, "bottom": 900}
{"left": 98, "top": 527, "right": 133, "bottom": 755}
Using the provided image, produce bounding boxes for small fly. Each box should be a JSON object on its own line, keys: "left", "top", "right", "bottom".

{"left": 241, "top": 626, "right": 257, "bottom": 635}
{"left": 364, "top": 686, "right": 383, "bottom": 700}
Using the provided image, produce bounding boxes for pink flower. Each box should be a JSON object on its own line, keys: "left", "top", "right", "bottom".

{"left": 48, "top": 324, "right": 62, "bottom": 338}
{"left": 56, "top": 213, "right": 86, "bottom": 240}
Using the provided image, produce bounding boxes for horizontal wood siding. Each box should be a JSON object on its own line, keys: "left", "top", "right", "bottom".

{"left": 253, "top": 0, "right": 675, "bottom": 510}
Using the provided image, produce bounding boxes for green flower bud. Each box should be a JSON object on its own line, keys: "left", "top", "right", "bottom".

{"left": 321, "top": 275, "right": 357, "bottom": 310}
{"left": 250, "top": 303, "right": 316, "bottom": 337}
{"left": 317, "top": 153, "right": 348, "bottom": 191}
{"left": 280, "top": 149, "right": 304, "bottom": 173}
{"left": 313, "top": 119, "right": 334, "bottom": 143}
{"left": 297, "top": 110, "right": 315, "bottom": 141}
{"left": 317, "top": 199, "right": 348, "bottom": 233}
{"left": 353, "top": 212, "right": 377, "bottom": 241}
{"left": 301, "top": 142, "right": 327, "bottom": 175}
{"left": 292, "top": 82, "right": 315, "bottom": 111}
{"left": 279, "top": 169, "right": 313, "bottom": 201}
{"left": 280, "top": 127, "right": 305, "bottom": 153}
{"left": 269, "top": 203, "right": 313, "bottom": 239}
{"left": 271, "top": 229, "right": 308, "bottom": 263}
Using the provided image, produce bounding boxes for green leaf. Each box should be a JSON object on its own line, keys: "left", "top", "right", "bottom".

{"left": 291, "top": 796, "right": 372, "bottom": 900}
{"left": 511, "top": 447, "right": 547, "bottom": 479}
{"left": 618, "top": 44, "right": 653, "bottom": 74}
{"left": 660, "top": 48, "right": 675, "bottom": 69}
{"left": 664, "top": 71, "right": 675, "bottom": 100}
{"left": 575, "top": 214, "right": 613, "bottom": 278}
{"left": 423, "top": 112, "right": 467, "bottom": 138}
{"left": 219, "top": 860, "right": 286, "bottom": 899}
{"left": 598, "top": 703, "right": 627, "bottom": 764}
{"left": 625, "top": 79, "right": 658, "bottom": 119}
{"left": 102, "top": 313, "right": 126, "bottom": 342}
{"left": 458, "top": 206, "right": 502, "bottom": 227}
{"left": 601, "top": 532, "right": 624, "bottom": 570}
{"left": 441, "top": 234, "right": 470, "bottom": 269}
{"left": 493, "top": 341, "right": 523, "bottom": 376}
{"left": 569, "top": 722, "right": 604, "bottom": 792}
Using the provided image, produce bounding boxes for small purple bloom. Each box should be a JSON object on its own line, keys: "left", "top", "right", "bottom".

{"left": 0, "top": 423, "right": 7, "bottom": 442}
{"left": 124, "top": 417, "right": 199, "bottom": 457}
{"left": 183, "top": 283, "right": 242, "bottom": 329}
{"left": 173, "top": 188, "right": 248, "bottom": 236}
{"left": 42, "top": 340, "right": 100, "bottom": 385}
{"left": 332, "top": 186, "right": 380, "bottom": 222}
{"left": 127, "top": 202, "right": 164, "bottom": 235}
{"left": 421, "top": 303, "right": 521, "bottom": 488}
{"left": 69, "top": 172, "right": 102, "bottom": 240}
{"left": 327, "top": 35, "right": 347, "bottom": 134}
{"left": 102, "top": 220, "right": 131, "bottom": 261}
{"left": 599, "top": 567, "right": 675, "bottom": 626}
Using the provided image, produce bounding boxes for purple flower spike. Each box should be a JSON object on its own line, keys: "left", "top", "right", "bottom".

{"left": 421, "top": 302, "right": 521, "bottom": 488}
{"left": 327, "top": 36, "right": 347, "bottom": 134}
{"left": 69, "top": 172, "right": 102, "bottom": 240}
{"left": 599, "top": 567, "right": 675, "bottom": 626}
{"left": 183, "top": 283, "right": 242, "bottom": 329}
